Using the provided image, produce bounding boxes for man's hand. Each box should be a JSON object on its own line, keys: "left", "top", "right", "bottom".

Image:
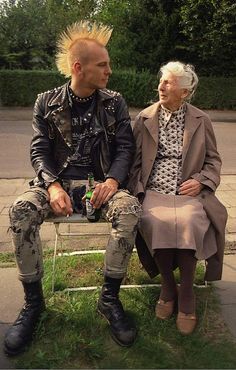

{"left": 178, "top": 179, "right": 204, "bottom": 197}
{"left": 91, "top": 178, "right": 119, "bottom": 209}
{"left": 48, "top": 181, "right": 73, "bottom": 216}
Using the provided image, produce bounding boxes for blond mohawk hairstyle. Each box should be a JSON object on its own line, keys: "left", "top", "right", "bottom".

{"left": 55, "top": 21, "right": 113, "bottom": 77}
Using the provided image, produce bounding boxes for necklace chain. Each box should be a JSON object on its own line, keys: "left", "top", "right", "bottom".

{"left": 69, "top": 88, "right": 95, "bottom": 103}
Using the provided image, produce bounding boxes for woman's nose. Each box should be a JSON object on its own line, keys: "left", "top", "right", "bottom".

{"left": 159, "top": 82, "right": 164, "bottom": 91}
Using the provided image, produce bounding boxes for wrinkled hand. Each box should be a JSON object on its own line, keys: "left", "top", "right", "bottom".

{"left": 91, "top": 178, "right": 119, "bottom": 209}
{"left": 48, "top": 182, "right": 73, "bottom": 216}
{"left": 178, "top": 179, "right": 204, "bottom": 197}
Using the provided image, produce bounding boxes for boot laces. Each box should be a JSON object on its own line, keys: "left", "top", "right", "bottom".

{"left": 14, "top": 303, "right": 42, "bottom": 327}
{"left": 110, "top": 298, "right": 126, "bottom": 321}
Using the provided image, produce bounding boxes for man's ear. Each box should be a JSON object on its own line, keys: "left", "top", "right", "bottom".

{"left": 73, "top": 60, "right": 82, "bottom": 74}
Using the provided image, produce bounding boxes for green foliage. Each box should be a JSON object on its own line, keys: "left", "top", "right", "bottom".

{"left": 94, "top": 0, "right": 135, "bottom": 69}
{"left": 180, "top": 0, "right": 236, "bottom": 76}
{"left": 95, "top": 0, "right": 185, "bottom": 72}
{"left": 95, "top": 0, "right": 236, "bottom": 76}
{"left": 1, "top": 0, "right": 235, "bottom": 75}
{"left": 0, "top": 70, "right": 67, "bottom": 106}
{"left": 192, "top": 76, "right": 236, "bottom": 109}
{"left": 109, "top": 69, "right": 157, "bottom": 107}
{"left": 0, "top": 0, "right": 97, "bottom": 69}
{"left": 0, "top": 69, "right": 235, "bottom": 109}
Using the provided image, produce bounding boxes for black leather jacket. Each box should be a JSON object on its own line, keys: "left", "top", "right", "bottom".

{"left": 30, "top": 82, "right": 135, "bottom": 189}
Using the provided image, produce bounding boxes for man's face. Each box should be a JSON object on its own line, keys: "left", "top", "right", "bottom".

{"left": 79, "top": 43, "right": 112, "bottom": 90}
{"left": 158, "top": 72, "right": 187, "bottom": 111}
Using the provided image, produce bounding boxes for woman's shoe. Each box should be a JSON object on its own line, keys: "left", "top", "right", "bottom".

{"left": 155, "top": 299, "right": 175, "bottom": 320}
{"left": 176, "top": 312, "right": 197, "bottom": 334}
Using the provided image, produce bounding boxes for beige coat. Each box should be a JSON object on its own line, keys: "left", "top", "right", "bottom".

{"left": 128, "top": 102, "right": 228, "bottom": 281}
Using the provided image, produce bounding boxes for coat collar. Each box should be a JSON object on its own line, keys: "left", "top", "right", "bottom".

{"left": 182, "top": 103, "right": 204, "bottom": 162}
{"left": 139, "top": 101, "right": 206, "bottom": 160}
{"left": 47, "top": 82, "right": 117, "bottom": 108}
{"left": 140, "top": 102, "right": 160, "bottom": 144}
{"left": 47, "top": 82, "right": 118, "bottom": 148}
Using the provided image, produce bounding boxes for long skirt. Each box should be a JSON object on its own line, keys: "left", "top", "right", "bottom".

{"left": 139, "top": 190, "right": 217, "bottom": 260}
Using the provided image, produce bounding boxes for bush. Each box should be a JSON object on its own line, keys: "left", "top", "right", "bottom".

{"left": 109, "top": 69, "right": 157, "bottom": 107}
{"left": 0, "top": 70, "right": 66, "bottom": 106}
{"left": 192, "top": 77, "right": 236, "bottom": 110}
{"left": 0, "top": 69, "right": 235, "bottom": 109}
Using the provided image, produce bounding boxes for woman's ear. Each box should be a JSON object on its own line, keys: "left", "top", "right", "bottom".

{"left": 181, "top": 89, "right": 189, "bottom": 99}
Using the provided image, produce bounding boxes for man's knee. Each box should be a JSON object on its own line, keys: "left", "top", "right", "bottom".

{"left": 106, "top": 190, "right": 142, "bottom": 229}
{"left": 116, "top": 213, "right": 139, "bottom": 234}
{"left": 9, "top": 188, "right": 49, "bottom": 232}
{"left": 9, "top": 199, "right": 40, "bottom": 233}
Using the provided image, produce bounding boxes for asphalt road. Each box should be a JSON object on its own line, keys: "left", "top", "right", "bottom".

{"left": 0, "top": 118, "right": 236, "bottom": 178}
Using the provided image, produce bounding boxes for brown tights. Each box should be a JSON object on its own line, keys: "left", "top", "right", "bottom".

{"left": 154, "top": 249, "right": 197, "bottom": 314}
{"left": 177, "top": 249, "right": 197, "bottom": 313}
{"left": 154, "top": 249, "right": 177, "bottom": 302}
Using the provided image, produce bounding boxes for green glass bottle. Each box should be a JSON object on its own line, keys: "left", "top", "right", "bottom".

{"left": 85, "top": 173, "right": 101, "bottom": 222}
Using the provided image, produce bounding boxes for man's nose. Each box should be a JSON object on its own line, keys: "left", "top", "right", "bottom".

{"left": 105, "top": 64, "right": 112, "bottom": 75}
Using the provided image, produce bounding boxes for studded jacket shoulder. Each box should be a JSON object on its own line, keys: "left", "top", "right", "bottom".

{"left": 30, "top": 82, "right": 135, "bottom": 189}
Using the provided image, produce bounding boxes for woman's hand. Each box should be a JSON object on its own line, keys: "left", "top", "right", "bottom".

{"left": 48, "top": 182, "right": 73, "bottom": 216}
{"left": 178, "top": 179, "right": 204, "bottom": 197}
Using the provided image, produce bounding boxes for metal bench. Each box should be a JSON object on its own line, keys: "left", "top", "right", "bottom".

{"left": 45, "top": 213, "right": 111, "bottom": 292}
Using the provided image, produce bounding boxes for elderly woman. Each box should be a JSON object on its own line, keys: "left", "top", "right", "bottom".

{"left": 128, "top": 61, "right": 227, "bottom": 335}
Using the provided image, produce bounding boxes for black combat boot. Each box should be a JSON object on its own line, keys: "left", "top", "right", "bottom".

{"left": 4, "top": 280, "right": 45, "bottom": 356}
{"left": 97, "top": 276, "right": 137, "bottom": 346}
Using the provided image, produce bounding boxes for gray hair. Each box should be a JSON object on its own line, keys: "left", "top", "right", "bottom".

{"left": 159, "top": 61, "right": 199, "bottom": 100}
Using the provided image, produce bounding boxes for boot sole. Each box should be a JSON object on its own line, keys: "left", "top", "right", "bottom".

{"left": 3, "top": 307, "right": 45, "bottom": 357}
{"left": 4, "top": 343, "right": 27, "bottom": 357}
{"left": 97, "top": 307, "right": 136, "bottom": 347}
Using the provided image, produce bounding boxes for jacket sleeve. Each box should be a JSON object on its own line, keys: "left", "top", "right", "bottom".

{"left": 30, "top": 94, "right": 59, "bottom": 188}
{"left": 105, "top": 96, "right": 136, "bottom": 185}
{"left": 191, "top": 116, "right": 222, "bottom": 191}
{"left": 127, "top": 114, "right": 145, "bottom": 198}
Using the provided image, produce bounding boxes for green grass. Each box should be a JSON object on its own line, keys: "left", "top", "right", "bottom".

{"left": 41, "top": 251, "right": 206, "bottom": 293}
{"left": 0, "top": 251, "right": 15, "bottom": 266}
{"left": 7, "top": 252, "right": 236, "bottom": 369}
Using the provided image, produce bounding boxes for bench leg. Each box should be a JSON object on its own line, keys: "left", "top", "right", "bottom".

{"left": 52, "top": 224, "right": 59, "bottom": 293}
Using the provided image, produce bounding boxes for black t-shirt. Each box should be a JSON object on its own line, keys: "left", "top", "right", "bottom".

{"left": 60, "top": 89, "right": 96, "bottom": 180}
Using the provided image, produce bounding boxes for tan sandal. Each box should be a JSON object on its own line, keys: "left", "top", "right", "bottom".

{"left": 155, "top": 299, "right": 175, "bottom": 320}
{"left": 176, "top": 312, "right": 197, "bottom": 335}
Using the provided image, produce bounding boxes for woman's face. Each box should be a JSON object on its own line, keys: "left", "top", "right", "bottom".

{"left": 158, "top": 72, "right": 188, "bottom": 111}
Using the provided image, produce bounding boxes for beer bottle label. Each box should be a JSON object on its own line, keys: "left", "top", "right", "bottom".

{"left": 86, "top": 199, "right": 96, "bottom": 220}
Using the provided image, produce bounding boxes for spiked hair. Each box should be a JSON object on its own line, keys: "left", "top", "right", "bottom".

{"left": 55, "top": 21, "right": 113, "bottom": 77}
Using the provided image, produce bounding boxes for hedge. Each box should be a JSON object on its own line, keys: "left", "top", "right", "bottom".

{"left": 0, "top": 69, "right": 235, "bottom": 109}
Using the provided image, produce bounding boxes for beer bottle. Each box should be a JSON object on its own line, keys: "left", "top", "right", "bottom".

{"left": 85, "top": 173, "right": 101, "bottom": 222}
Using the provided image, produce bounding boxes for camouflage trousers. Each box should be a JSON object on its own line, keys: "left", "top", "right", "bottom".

{"left": 9, "top": 186, "right": 142, "bottom": 283}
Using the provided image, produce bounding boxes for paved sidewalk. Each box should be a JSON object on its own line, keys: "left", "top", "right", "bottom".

{"left": 0, "top": 268, "right": 23, "bottom": 369}
{"left": 1, "top": 106, "right": 236, "bottom": 123}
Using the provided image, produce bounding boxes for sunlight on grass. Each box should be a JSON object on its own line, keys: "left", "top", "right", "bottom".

{"left": 42, "top": 252, "right": 205, "bottom": 293}
{"left": 12, "top": 252, "right": 236, "bottom": 369}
